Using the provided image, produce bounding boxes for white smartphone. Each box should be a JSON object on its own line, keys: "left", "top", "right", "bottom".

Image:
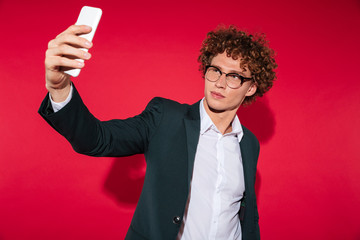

{"left": 64, "top": 6, "right": 102, "bottom": 77}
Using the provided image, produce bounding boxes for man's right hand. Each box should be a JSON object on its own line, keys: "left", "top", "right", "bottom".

{"left": 44, "top": 25, "right": 93, "bottom": 102}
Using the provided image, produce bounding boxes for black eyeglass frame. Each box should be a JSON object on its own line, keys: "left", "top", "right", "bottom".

{"left": 205, "top": 65, "right": 254, "bottom": 89}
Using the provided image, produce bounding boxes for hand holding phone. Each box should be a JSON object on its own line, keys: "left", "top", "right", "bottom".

{"left": 64, "top": 6, "right": 102, "bottom": 77}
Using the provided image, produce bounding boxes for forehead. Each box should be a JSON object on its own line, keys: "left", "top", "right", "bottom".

{"left": 211, "top": 52, "right": 250, "bottom": 74}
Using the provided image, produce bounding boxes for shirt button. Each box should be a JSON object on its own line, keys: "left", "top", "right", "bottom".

{"left": 173, "top": 216, "right": 181, "bottom": 224}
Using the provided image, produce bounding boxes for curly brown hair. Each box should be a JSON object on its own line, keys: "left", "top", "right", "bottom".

{"left": 198, "top": 25, "right": 277, "bottom": 105}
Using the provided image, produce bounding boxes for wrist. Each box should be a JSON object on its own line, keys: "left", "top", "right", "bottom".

{"left": 47, "top": 83, "right": 71, "bottom": 103}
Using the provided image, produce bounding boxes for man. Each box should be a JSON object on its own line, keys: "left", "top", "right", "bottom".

{"left": 39, "top": 24, "right": 277, "bottom": 239}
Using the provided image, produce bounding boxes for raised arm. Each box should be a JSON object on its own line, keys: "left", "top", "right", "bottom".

{"left": 41, "top": 25, "right": 164, "bottom": 158}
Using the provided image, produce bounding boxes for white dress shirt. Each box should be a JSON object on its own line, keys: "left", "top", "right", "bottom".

{"left": 178, "top": 99, "right": 245, "bottom": 240}
{"left": 50, "top": 90, "right": 245, "bottom": 239}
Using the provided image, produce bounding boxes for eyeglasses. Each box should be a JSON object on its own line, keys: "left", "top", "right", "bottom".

{"left": 205, "top": 65, "right": 254, "bottom": 89}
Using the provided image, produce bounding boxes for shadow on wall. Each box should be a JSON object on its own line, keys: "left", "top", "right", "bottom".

{"left": 103, "top": 155, "right": 146, "bottom": 207}
{"left": 237, "top": 96, "right": 276, "bottom": 144}
{"left": 104, "top": 96, "right": 275, "bottom": 207}
{"left": 238, "top": 96, "right": 276, "bottom": 205}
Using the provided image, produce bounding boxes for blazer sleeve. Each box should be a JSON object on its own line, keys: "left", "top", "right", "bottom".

{"left": 38, "top": 85, "right": 163, "bottom": 157}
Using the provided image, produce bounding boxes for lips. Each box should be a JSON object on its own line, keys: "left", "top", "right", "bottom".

{"left": 211, "top": 91, "right": 225, "bottom": 99}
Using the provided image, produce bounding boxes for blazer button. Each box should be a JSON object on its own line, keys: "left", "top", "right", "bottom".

{"left": 173, "top": 216, "right": 181, "bottom": 224}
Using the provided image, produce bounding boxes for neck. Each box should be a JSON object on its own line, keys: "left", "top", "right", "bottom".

{"left": 203, "top": 100, "right": 238, "bottom": 135}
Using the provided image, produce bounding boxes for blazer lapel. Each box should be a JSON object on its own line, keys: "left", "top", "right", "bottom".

{"left": 240, "top": 134, "right": 256, "bottom": 196}
{"left": 184, "top": 101, "right": 201, "bottom": 190}
{"left": 239, "top": 126, "right": 258, "bottom": 231}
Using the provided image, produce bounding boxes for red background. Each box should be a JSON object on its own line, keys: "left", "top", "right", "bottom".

{"left": 0, "top": 0, "right": 360, "bottom": 239}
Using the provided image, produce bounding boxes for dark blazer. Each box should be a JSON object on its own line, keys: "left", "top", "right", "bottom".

{"left": 39, "top": 85, "right": 260, "bottom": 240}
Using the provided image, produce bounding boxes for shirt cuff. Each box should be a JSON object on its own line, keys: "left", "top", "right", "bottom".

{"left": 49, "top": 84, "right": 73, "bottom": 113}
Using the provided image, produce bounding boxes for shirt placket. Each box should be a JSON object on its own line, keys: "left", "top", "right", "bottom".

{"left": 209, "top": 132, "right": 225, "bottom": 239}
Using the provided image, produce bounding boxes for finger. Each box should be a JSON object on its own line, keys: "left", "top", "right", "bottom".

{"left": 49, "top": 34, "right": 92, "bottom": 49}
{"left": 46, "top": 45, "right": 91, "bottom": 60}
{"left": 60, "top": 24, "right": 92, "bottom": 37}
{"left": 45, "top": 55, "right": 85, "bottom": 71}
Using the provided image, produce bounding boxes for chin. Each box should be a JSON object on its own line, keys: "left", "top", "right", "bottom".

{"left": 205, "top": 98, "right": 226, "bottom": 112}
{"left": 207, "top": 99, "right": 242, "bottom": 113}
{"left": 208, "top": 105, "right": 226, "bottom": 113}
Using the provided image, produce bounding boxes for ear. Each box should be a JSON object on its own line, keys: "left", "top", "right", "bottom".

{"left": 245, "top": 84, "right": 257, "bottom": 97}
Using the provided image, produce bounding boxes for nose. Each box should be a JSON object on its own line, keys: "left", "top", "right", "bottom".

{"left": 215, "top": 73, "right": 227, "bottom": 88}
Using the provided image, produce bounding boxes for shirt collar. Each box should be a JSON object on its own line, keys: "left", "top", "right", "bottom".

{"left": 199, "top": 98, "right": 244, "bottom": 142}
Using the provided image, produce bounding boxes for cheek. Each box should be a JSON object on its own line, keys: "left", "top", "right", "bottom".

{"left": 228, "top": 90, "right": 247, "bottom": 105}
{"left": 204, "top": 81, "right": 212, "bottom": 95}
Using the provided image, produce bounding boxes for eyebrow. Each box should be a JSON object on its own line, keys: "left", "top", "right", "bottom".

{"left": 211, "top": 64, "right": 247, "bottom": 76}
